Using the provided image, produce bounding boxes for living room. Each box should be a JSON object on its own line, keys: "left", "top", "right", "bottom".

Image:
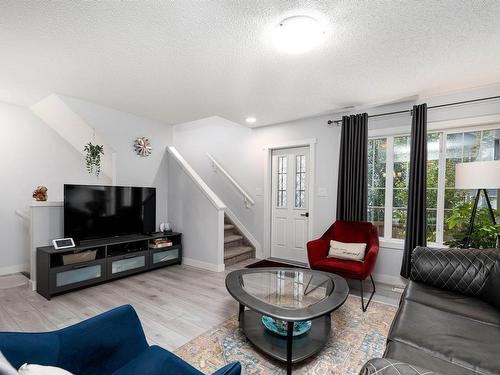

{"left": 1, "top": 1, "right": 499, "bottom": 375}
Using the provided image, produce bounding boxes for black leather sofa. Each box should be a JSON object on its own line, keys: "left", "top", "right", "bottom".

{"left": 360, "top": 246, "right": 500, "bottom": 375}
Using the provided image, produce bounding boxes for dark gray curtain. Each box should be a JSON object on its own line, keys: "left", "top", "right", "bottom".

{"left": 401, "top": 104, "right": 428, "bottom": 278}
{"left": 336, "top": 113, "right": 368, "bottom": 221}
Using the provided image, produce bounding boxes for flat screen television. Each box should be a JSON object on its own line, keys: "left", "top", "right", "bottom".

{"left": 64, "top": 184, "right": 156, "bottom": 242}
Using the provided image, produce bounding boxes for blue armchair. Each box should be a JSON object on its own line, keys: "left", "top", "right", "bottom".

{"left": 0, "top": 305, "right": 241, "bottom": 375}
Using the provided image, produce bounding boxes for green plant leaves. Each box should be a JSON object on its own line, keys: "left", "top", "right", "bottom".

{"left": 83, "top": 142, "right": 104, "bottom": 177}
{"left": 444, "top": 197, "right": 500, "bottom": 249}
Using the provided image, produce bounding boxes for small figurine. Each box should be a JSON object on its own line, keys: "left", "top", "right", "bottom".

{"left": 32, "top": 186, "right": 48, "bottom": 201}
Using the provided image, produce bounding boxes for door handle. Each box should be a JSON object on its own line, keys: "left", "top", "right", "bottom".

{"left": 300, "top": 212, "right": 309, "bottom": 217}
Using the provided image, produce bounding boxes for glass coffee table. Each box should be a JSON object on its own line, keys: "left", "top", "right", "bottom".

{"left": 225, "top": 268, "right": 349, "bottom": 374}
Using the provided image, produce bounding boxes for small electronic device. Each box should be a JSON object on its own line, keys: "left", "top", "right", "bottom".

{"left": 52, "top": 238, "right": 76, "bottom": 250}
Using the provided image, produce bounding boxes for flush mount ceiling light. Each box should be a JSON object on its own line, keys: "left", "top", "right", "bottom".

{"left": 272, "top": 15, "right": 325, "bottom": 54}
{"left": 245, "top": 117, "right": 257, "bottom": 124}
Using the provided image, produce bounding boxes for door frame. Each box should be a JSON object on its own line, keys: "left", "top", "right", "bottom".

{"left": 263, "top": 138, "right": 317, "bottom": 264}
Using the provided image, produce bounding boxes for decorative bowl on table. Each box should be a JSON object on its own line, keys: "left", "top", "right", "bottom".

{"left": 261, "top": 315, "right": 312, "bottom": 336}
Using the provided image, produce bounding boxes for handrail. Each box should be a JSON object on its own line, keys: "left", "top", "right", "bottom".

{"left": 206, "top": 153, "right": 255, "bottom": 208}
{"left": 168, "top": 146, "right": 226, "bottom": 210}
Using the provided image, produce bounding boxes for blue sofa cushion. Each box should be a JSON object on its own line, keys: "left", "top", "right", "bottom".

{"left": 0, "top": 332, "right": 60, "bottom": 370}
{"left": 56, "top": 306, "right": 149, "bottom": 375}
{"left": 0, "top": 305, "right": 150, "bottom": 374}
{"left": 111, "top": 345, "right": 203, "bottom": 375}
{"left": 0, "top": 304, "right": 241, "bottom": 375}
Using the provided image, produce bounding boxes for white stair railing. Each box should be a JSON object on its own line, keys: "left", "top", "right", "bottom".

{"left": 207, "top": 153, "right": 255, "bottom": 209}
{"left": 168, "top": 146, "right": 226, "bottom": 272}
{"left": 169, "top": 147, "right": 226, "bottom": 210}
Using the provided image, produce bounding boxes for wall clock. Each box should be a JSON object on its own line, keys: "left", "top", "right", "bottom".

{"left": 134, "top": 137, "right": 152, "bottom": 157}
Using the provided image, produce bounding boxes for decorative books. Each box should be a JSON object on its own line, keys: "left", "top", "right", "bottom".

{"left": 150, "top": 239, "right": 173, "bottom": 249}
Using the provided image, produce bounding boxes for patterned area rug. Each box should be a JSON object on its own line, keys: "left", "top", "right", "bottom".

{"left": 174, "top": 296, "right": 397, "bottom": 374}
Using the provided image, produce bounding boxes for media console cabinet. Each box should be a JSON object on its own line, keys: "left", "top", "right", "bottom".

{"left": 36, "top": 232, "right": 182, "bottom": 300}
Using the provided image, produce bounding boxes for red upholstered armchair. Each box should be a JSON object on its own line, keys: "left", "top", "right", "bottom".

{"left": 307, "top": 220, "right": 379, "bottom": 311}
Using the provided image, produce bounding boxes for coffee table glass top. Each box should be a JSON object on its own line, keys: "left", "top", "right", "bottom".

{"left": 241, "top": 269, "right": 332, "bottom": 310}
{"left": 226, "top": 267, "right": 349, "bottom": 321}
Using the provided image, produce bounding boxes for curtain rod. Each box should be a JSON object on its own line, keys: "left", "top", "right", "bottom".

{"left": 327, "top": 95, "right": 500, "bottom": 126}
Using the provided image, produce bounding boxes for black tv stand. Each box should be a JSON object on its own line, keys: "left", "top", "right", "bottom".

{"left": 36, "top": 232, "right": 182, "bottom": 300}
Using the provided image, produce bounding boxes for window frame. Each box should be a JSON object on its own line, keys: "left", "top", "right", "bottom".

{"left": 369, "top": 123, "right": 500, "bottom": 248}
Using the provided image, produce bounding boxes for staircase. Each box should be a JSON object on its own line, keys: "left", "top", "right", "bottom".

{"left": 224, "top": 214, "right": 255, "bottom": 266}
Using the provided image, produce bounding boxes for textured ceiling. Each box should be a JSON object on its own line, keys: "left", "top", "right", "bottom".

{"left": 1, "top": 1, "right": 500, "bottom": 127}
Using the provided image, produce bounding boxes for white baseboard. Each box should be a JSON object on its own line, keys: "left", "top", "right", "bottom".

{"left": 224, "top": 207, "right": 262, "bottom": 257}
{"left": 372, "top": 273, "right": 407, "bottom": 288}
{"left": 0, "top": 263, "right": 29, "bottom": 277}
{"left": 182, "top": 257, "right": 225, "bottom": 272}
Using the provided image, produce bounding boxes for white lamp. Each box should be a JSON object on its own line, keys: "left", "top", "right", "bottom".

{"left": 455, "top": 160, "right": 500, "bottom": 243}
{"left": 455, "top": 160, "right": 500, "bottom": 190}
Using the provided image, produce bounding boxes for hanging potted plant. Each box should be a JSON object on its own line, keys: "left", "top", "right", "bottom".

{"left": 83, "top": 142, "right": 104, "bottom": 177}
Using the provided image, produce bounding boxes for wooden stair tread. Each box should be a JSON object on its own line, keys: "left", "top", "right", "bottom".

{"left": 224, "top": 246, "right": 254, "bottom": 260}
{"left": 224, "top": 224, "right": 235, "bottom": 230}
{"left": 224, "top": 234, "right": 243, "bottom": 244}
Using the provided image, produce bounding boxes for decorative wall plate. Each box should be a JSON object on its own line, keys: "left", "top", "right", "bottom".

{"left": 134, "top": 137, "right": 152, "bottom": 156}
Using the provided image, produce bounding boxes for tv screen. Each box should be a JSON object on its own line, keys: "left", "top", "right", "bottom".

{"left": 64, "top": 184, "right": 156, "bottom": 242}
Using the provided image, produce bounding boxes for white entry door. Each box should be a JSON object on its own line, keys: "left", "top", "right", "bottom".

{"left": 271, "top": 146, "right": 310, "bottom": 263}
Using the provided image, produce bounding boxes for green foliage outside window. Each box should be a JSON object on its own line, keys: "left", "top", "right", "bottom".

{"left": 367, "top": 128, "right": 499, "bottom": 246}
{"left": 444, "top": 194, "right": 500, "bottom": 248}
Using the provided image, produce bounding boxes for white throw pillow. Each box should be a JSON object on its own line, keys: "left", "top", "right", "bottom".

{"left": 0, "top": 351, "right": 18, "bottom": 375}
{"left": 328, "top": 240, "right": 366, "bottom": 262}
{"left": 18, "top": 364, "right": 73, "bottom": 375}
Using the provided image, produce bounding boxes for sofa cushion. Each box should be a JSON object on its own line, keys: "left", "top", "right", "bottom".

{"left": 482, "top": 256, "right": 500, "bottom": 309}
{"left": 388, "top": 299, "right": 500, "bottom": 374}
{"left": 410, "top": 247, "right": 498, "bottom": 296}
{"left": 111, "top": 345, "right": 203, "bottom": 375}
{"left": 328, "top": 240, "right": 366, "bottom": 262}
{"left": 0, "top": 332, "right": 60, "bottom": 370}
{"left": 384, "top": 341, "right": 477, "bottom": 375}
{"left": 402, "top": 281, "right": 500, "bottom": 327}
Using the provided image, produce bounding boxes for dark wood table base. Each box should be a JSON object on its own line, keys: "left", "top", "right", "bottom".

{"left": 239, "top": 305, "right": 331, "bottom": 375}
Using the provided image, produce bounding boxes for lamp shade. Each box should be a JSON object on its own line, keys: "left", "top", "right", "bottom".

{"left": 455, "top": 160, "right": 500, "bottom": 189}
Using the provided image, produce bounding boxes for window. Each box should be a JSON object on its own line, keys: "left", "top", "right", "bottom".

{"left": 444, "top": 129, "right": 500, "bottom": 241}
{"left": 367, "top": 126, "right": 500, "bottom": 245}
{"left": 277, "top": 156, "right": 287, "bottom": 207}
{"left": 392, "top": 135, "right": 410, "bottom": 239}
{"left": 367, "top": 138, "right": 387, "bottom": 236}
{"left": 295, "top": 155, "right": 306, "bottom": 208}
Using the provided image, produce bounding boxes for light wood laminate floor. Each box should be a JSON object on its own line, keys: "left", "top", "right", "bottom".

{"left": 0, "top": 259, "right": 401, "bottom": 351}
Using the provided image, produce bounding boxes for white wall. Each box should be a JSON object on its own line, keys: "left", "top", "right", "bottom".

{"left": 0, "top": 98, "right": 172, "bottom": 275}
{"left": 173, "top": 85, "right": 500, "bottom": 286}
{"left": 167, "top": 151, "right": 225, "bottom": 271}
{"left": 173, "top": 116, "right": 341, "bottom": 249}
{"left": 60, "top": 95, "right": 172, "bottom": 224}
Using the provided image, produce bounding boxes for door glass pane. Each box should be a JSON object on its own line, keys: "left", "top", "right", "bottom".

{"left": 367, "top": 138, "right": 387, "bottom": 236}
{"left": 295, "top": 155, "right": 306, "bottom": 208}
{"left": 277, "top": 156, "right": 287, "bottom": 207}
